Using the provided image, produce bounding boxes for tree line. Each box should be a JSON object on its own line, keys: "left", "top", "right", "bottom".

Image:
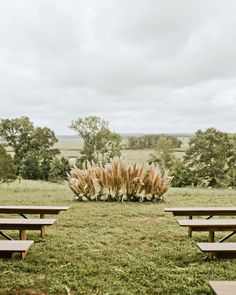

{"left": 126, "top": 134, "right": 182, "bottom": 149}
{"left": 0, "top": 116, "right": 236, "bottom": 188}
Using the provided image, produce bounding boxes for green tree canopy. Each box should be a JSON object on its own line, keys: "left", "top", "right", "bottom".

{"left": 0, "top": 117, "right": 59, "bottom": 180}
{"left": 70, "top": 116, "right": 122, "bottom": 165}
{"left": 0, "top": 144, "right": 17, "bottom": 182}
{"left": 184, "top": 128, "right": 234, "bottom": 187}
{"left": 149, "top": 136, "right": 176, "bottom": 170}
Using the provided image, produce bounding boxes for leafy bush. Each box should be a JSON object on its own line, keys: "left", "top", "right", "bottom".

{"left": 68, "top": 158, "right": 172, "bottom": 202}
{"left": 49, "top": 157, "right": 71, "bottom": 182}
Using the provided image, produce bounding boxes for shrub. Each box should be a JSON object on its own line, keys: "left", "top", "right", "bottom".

{"left": 68, "top": 158, "right": 172, "bottom": 202}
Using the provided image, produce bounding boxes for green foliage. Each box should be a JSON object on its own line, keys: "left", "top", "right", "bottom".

{"left": 0, "top": 144, "right": 17, "bottom": 182}
{"left": 70, "top": 116, "right": 122, "bottom": 165}
{"left": 127, "top": 134, "right": 182, "bottom": 149}
{"left": 0, "top": 117, "right": 60, "bottom": 180}
{"left": 49, "top": 157, "right": 71, "bottom": 182}
{"left": 183, "top": 128, "right": 235, "bottom": 187}
{"left": 149, "top": 136, "right": 176, "bottom": 170}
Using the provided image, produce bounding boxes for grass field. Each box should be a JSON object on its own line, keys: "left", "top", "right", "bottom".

{"left": 0, "top": 181, "right": 236, "bottom": 294}
{"left": 55, "top": 136, "right": 188, "bottom": 163}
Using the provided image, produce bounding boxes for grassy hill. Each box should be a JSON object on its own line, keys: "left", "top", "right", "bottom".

{"left": 0, "top": 180, "right": 235, "bottom": 294}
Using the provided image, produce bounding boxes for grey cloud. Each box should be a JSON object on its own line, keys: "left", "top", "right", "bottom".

{"left": 0, "top": 0, "right": 236, "bottom": 134}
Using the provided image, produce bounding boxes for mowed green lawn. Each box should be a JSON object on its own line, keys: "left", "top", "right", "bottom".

{"left": 1, "top": 181, "right": 236, "bottom": 294}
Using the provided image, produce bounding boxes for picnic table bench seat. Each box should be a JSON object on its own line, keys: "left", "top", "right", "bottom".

{"left": 197, "top": 243, "right": 236, "bottom": 260}
{"left": 0, "top": 205, "right": 69, "bottom": 218}
{"left": 209, "top": 281, "right": 236, "bottom": 295}
{"left": 164, "top": 207, "right": 236, "bottom": 217}
{"left": 178, "top": 219, "right": 236, "bottom": 242}
{"left": 0, "top": 240, "right": 34, "bottom": 259}
{"left": 0, "top": 218, "right": 56, "bottom": 240}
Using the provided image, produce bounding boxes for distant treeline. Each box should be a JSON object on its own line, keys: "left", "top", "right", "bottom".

{"left": 126, "top": 135, "right": 182, "bottom": 149}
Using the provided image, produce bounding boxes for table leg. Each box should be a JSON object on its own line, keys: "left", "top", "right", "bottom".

{"left": 208, "top": 231, "right": 215, "bottom": 260}
{"left": 21, "top": 251, "right": 26, "bottom": 259}
{"left": 41, "top": 225, "right": 46, "bottom": 238}
{"left": 20, "top": 230, "right": 27, "bottom": 240}
{"left": 188, "top": 216, "right": 192, "bottom": 237}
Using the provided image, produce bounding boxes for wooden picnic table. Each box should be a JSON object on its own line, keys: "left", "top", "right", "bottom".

{"left": 165, "top": 207, "right": 236, "bottom": 237}
{"left": 0, "top": 240, "right": 34, "bottom": 259}
{"left": 178, "top": 219, "right": 236, "bottom": 242}
{"left": 209, "top": 281, "right": 236, "bottom": 295}
{"left": 0, "top": 218, "right": 56, "bottom": 240}
{"left": 0, "top": 205, "right": 69, "bottom": 219}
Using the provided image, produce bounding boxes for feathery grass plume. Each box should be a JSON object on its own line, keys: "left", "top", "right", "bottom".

{"left": 68, "top": 157, "right": 172, "bottom": 202}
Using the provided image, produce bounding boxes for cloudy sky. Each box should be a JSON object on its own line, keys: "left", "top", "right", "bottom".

{"left": 1, "top": 0, "right": 236, "bottom": 135}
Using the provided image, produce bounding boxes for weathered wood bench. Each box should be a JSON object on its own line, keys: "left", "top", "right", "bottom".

{"left": 0, "top": 240, "right": 34, "bottom": 259}
{"left": 164, "top": 207, "right": 236, "bottom": 218}
{"left": 0, "top": 218, "right": 56, "bottom": 240}
{"left": 198, "top": 243, "right": 236, "bottom": 260}
{"left": 165, "top": 207, "right": 236, "bottom": 237}
{"left": 0, "top": 205, "right": 69, "bottom": 219}
{"left": 178, "top": 219, "right": 236, "bottom": 242}
{"left": 209, "top": 281, "right": 236, "bottom": 295}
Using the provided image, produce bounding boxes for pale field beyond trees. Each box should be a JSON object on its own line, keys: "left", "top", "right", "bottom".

{"left": 54, "top": 135, "right": 190, "bottom": 164}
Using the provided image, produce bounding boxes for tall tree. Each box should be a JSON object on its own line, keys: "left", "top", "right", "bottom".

{"left": 149, "top": 136, "right": 176, "bottom": 170}
{"left": 0, "top": 117, "right": 59, "bottom": 180}
{"left": 70, "top": 116, "right": 122, "bottom": 165}
{"left": 184, "top": 128, "right": 234, "bottom": 187}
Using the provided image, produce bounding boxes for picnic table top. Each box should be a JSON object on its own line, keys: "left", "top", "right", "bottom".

{"left": 0, "top": 218, "right": 56, "bottom": 225}
{"left": 178, "top": 219, "right": 236, "bottom": 227}
{"left": 209, "top": 281, "right": 236, "bottom": 295}
{"left": 0, "top": 205, "right": 69, "bottom": 213}
{"left": 164, "top": 207, "right": 236, "bottom": 214}
{"left": 0, "top": 240, "right": 34, "bottom": 252}
{"left": 197, "top": 243, "right": 236, "bottom": 252}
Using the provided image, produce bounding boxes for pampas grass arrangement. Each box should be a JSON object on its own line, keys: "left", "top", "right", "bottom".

{"left": 68, "top": 158, "right": 172, "bottom": 202}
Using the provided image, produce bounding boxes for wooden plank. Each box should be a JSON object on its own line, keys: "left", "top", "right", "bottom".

{"left": 0, "top": 240, "right": 34, "bottom": 259}
{"left": 0, "top": 240, "right": 34, "bottom": 252}
{"left": 0, "top": 218, "right": 56, "bottom": 230}
{"left": 0, "top": 219, "right": 56, "bottom": 240}
{"left": 164, "top": 207, "right": 236, "bottom": 216}
{"left": 178, "top": 219, "right": 236, "bottom": 228}
{"left": 209, "top": 281, "right": 236, "bottom": 295}
{"left": 197, "top": 243, "right": 236, "bottom": 252}
{"left": 0, "top": 206, "right": 69, "bottom": 215}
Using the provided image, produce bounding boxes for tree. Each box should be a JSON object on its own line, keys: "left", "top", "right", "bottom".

{"left": 149, "top": 136, "right": 176, "bottom": 170}
{"left": 0, "top": 144, "right": 17, "bottom": 182}
{"left": 127, "top": 134, "right": 182, "bottom": 149}
{"left": 183, "top": 128, "right": 234, "bottom": 187}
{"left": 0, "top": 117, "right": 60, "bottom": 180}
{"left": 70, "top": 116, "right": 122, "bottom": 165}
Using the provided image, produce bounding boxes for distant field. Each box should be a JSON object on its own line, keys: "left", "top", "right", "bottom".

{"left": 5, "top": 136, "right": 189, "bottom": 163}
{"left": 56, "top": 136, "right": 189, "bottom": 163}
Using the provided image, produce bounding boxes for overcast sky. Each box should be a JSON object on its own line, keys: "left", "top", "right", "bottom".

{"left": 1, "top": 0, "right": 236, "bottom": 135}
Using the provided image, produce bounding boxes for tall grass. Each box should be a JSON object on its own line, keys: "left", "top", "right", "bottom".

{"left": 68, "top": 158, "right": 172, "bottom": 202}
